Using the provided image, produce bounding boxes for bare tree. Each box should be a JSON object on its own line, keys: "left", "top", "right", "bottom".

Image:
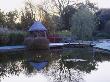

{"left": 52, "top": 0, "right": 71, "bottom": 14}
{"left": 37, "top": 6, "right": 59, "bottom": 33}
{"left": 20, "top": 0, "right": 36, "bottom": 30}
{"left": 51, "top": 0, "right": 72, "bottom": 29}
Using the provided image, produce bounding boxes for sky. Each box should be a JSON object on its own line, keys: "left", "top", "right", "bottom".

{"left": 97, "top": 0, "right": 110, "bottom": 8}
{"left": 0, "top": 0, "right": 110, "bottom": 12}
{"left": 0, "top": 0, "right": 24, "bottom": 12}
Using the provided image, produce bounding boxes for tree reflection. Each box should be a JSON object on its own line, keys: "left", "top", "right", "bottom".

{"left": 0, "top": 48, "right": 110, "bottom": 82}
{"left": 0, "top": 49, "right": 61, "bottom": 79}
{"left": 46, "top": 59, "right": 84, "bottom": 82}
{"left": 62, "top": 48, "right": 98, "bottom": 73}
{"left": 0, "top": 52, "right": 24, "bottom": 78}
{"left": 45, "top": 48, "right": 110, "bottom": 82}
{"left": 0, "top": 62, "right": 22, "bottom": 78}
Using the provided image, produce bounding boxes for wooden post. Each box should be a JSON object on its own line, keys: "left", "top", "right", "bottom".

{"left": 36, "top": 32, "right": 39, "bottom": 37}
{"left": 44, "top": 31, "right": 47, "bottom": 38}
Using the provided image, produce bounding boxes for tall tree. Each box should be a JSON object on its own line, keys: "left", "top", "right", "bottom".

{"left": 50, "top": 0, "right": 73, "bottom": 30}
{"left": 62, "top": 5, "right": 76, "bottom": 30}
{"left": 71, "top": 3, "right": 98, "bottom": 40}
{"left": 0, "top": 9, "right": 6, "bottom": 27}
{"left": 96, "top": 9, "right": 110, "bottom": 31}
{"left": 37, "top": 6, "right": 59, "bottom": 33}
{"left": 35, "top": 0, "right": 74, "bottom": 32}
{"left": 20, "top": 0, "right": 36, "bottom": 30}
{"left": 5, "top": 10, "right": 18, "bottom": 29}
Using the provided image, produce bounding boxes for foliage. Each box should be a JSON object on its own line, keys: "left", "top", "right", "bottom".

{"left": 71, "top": 3, "right": 98, "bottom": 40}
{"left": 5, "top": 10, "right": 18, "bottom": 29}
{"left": 95, "top": 32, "right": 110, "bottom": 39}
{"left": 52, "top": 0, "right": 73, "bottom": 30}
{"left": 8, "top": 31, "right": 27, "bottom": 45}
{"left": 104, "top": 20, "right": 110, "bottom": 33}
{"left": 37, "top": 6, "right": 59, "bottom": 34}
{"left": 20, "top": 1, "right": 35, "bottom": 30}
{"left": 24, "top": 37, "right": 49, "bottom": 50}
{"left": 20, "top": 11, "right": 35, "bottom": 30}
{"left": 62, "top": 48, "right": 96, "bottom": 73}
{"left": 96, "top": 9, "right": 110, "bottom": 31}
{"left": 38, "top": 0, "right": 74, "bottom": 31}
{"left": 0, "top": 9, "right": 20, "bottom": 29}
{"left": 0, "top": 10, "right": 6, "bottom": 27}
{"left": 62, "top": 5, "right": 76, "bottom": 30}
{"left": 0, "top": 0, "right": 100, "bottom": 39}
{"left": 0, "top": 27, "right": 27, "bottom": 45}
{"left": 57, "top": 30, "right": 71, "bottom": 36}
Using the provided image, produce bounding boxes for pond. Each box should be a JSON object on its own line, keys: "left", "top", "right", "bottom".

{"left": 0, "top": 48, "right": 110, "bottom": 82}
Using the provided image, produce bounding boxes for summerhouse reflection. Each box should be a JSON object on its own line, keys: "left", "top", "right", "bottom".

{"left": 0, "top": 48, "right": 110, "bottom": 82}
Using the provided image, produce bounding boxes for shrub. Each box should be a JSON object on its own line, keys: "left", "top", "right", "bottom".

{"left": 0, "top": 34, "right": 9, "bottom": 45}
{"left": 24, "top": 37, "right": 49, "bottom": 50}
{"left": 8, "top": 31, "right": 27, "bottom": 45}
{"left": 104, "top": 21, "right": 110, "bottom": 33}
{"left": 0, "top": 27, "right": 27, "bottom": 45}
{"left": 95, "top": 32, "right": 110, "bottom": 39}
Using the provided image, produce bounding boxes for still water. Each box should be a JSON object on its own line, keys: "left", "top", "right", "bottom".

{"left": 0, "top": 48, "right": 110, "bottom": 82}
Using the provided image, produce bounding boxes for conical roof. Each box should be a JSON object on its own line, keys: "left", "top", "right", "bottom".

{"left": 28, "top": 21, "right": 47, "bottom": 32}
{"left": 30, "top": 61, "right": 48, "bottom": 71}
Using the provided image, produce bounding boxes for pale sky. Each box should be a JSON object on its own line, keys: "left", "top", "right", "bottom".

{"left": 97, "top": 0, "right": 110, "bottom": 8}
{"left": 0, "top": 0, "right": 24, "bottom": 11}
{"left": 0, "top": 0, "right": 110, "bottom": 12}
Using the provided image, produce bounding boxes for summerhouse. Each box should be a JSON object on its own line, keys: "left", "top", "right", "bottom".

{"left": 28, "top": 21, "right": 47, "bottom": 38}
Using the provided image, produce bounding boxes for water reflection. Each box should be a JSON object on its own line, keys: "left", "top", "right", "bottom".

{"left": 84, "top": 61, "right": 110, "bottom": 82}
{"left": 0, "top": 48, "right": 110, "bottom": 82}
